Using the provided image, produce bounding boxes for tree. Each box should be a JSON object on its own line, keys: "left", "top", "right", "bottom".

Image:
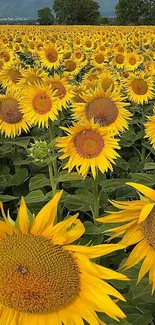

{"left": 37, "top": 7, "right": 55, "bottom": 25}
{"left": 53, "top": 0, "right": 100, "bottom": 25}
{"left": 98, "top": 16, "right": 109, "bottom": 25}
{"left": 115, "top": 0, "right": 155, "bottom": 25}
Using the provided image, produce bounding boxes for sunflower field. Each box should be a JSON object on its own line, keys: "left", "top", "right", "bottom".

{"left": 1, "top": 24, "right": 155, "bottom": 325}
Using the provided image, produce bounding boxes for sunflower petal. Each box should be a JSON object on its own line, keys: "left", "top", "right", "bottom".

{"left": 18, "top": 197, "right": 29, "bottom": 234}
{"left": 138, "top": 203, "right": 155, "bottom": 223}
{"left": 126, "top": 182, "right": 155, "bottom": 201}
{"left": 30, "top": 191, "right": 63, "bottom": 235}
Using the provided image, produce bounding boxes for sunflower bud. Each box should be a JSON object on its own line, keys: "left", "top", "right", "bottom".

{"left": 28, "top": 140, "right": 49, "bottom": 162}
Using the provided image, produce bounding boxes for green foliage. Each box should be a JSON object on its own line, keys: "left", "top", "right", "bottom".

{"left": 115, "top": 0, "right": 155, "bottom": 25}
{"left": 37, "top": 7, "right": 55, "bottom": 25}
{"left": 53, "top": 0, "right": 100, "bottom": 25}
{"left": 98, "top": 15, "right": 109, "bottom": 25}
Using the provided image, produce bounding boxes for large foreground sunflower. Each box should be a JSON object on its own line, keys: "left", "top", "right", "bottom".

{"left": 56, "top": 120, "right": 120, "bottom": 179}
{"left": 72, "top": 87, "right": 131, "bottom": 134}
{"left": 0, "top": 192, "right": 127, "bottom": 325}
{"left": 97, "top": 182, "right": 155, "bottom": 292}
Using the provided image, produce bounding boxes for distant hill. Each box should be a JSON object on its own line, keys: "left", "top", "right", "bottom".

{"left": 0, "top": 0, "right": 117, "bottom": 18}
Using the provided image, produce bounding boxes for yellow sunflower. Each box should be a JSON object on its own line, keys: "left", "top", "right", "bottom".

{"left": 145, "top": 105, "right": 155, "bottom": 149}
{"left": 124, "top": 72, "right": 154, "bottom": 105}
{"left": 124, "top": 51, "right": 143, "bottom": 71}
{"left": 0, "top": 63, "right": 22, "bottom": 89}
{"left": 0, "top": 192, "right": 127, "bottom": 324}
{"left": 113, "top": 53, "right": 125, "bottom": 69}
{"left": 44, "top": 74, "right": 74, "bottom": 108}
{"left": 72, "top": 87, "right": 131, "bottom": 133}
{"left": 0, "top": 87, "right": 30, "bottom": 137}
{"left": 63, "top": 59, "right": 80, "bottom": 76}
{"left": 18, "top": 67, "right": 47, "bottom": 87}
{"left": 39, "top": 44, "right": 63, "bottom": 69}
{"left": 0, "top": 47, "right": 14, "bottom": 64}
{"left": 91, "top": 51, "right": 106, "bottom": 68}
{"left": 19, "top": 84, "right": 60, "bottom": 128}
{"left": 56, "top": 120, "right": 120, "bottom": 179}
{"left": 97, "top": 182, "right": 155, "bottom": 292}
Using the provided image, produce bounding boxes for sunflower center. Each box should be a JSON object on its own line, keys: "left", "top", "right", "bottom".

{"left": 95, "top": 54, "right": 104, "bottom": 64}
{"left": 140, "top": 207, "right": 155, "bottom": 249}
{"left": 129, "top": 57, "right": 137, "bottom": 65}
{"left": 0, "top": 233, "right": 80, "bottom": 314}
{"left": 101, "top": 78, "right": 114, "bottom": 91}
{"left": 46, "top": 48, "right": 58, "bottom": 63}
{"left": 0, "top": 51, "right": 10, "bottom": 62}
{"left": 0, "top": 99, "right": 22, "bottom": 124}
{"left": 51, "top": 82, "right": 66, "bottom": 99}
{"left": 115, "top": 54, "right": 124, "bottom": 64}
{"left": 132, "top": 79, "right": 148, "bottom": 95}
{"left": 86, "top": 97, "right": 118, "bottom": 126}
{"left": 9, "top": 70, "right": 22, "bottom": 83}
{"left": 74, "top": 130, "right": 104, "bottom": 158}
{"left": 33, "top": 92, "right": 52, "bottom": 114}
{"left": 65, "top": 60, "right": 76, "bottom": 72}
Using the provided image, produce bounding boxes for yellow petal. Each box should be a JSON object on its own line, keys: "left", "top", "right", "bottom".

{"left": 138, "top": 203, "right": 155, "bottom": 223}
{"left": 41, "top": 213, "right": 79, "bottom": 242}
{"left": 64, "top": 243, "right": 125, "bottom": 258}
{"left": 63, "top": 219, "right": 85, "bottom": 244}
{"left": 18, "top": 197, "right": 29, "bottom": 234}
{"left": 126, "top": 182, "right": 155, "bottom": 201}
{"left": 30, "top": 191, "right": 63, "bottom": 235}
{"left": 123, "top": 240, "right": 149, "bottom": 269}
{"left": 137, "top": 249, "right": 155, "bottom": 283}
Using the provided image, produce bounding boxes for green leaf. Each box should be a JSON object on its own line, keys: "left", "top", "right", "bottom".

{"left": 131, "top": 173, "right": 155, "bottom": 186}
{"left": 13, "top": 157, "right": 33, "bottom": 165}
{"left": 143, "top": 162, "right": 155, "bottom": 170}
{"left": 6, "top": 138, "right": 30, "bottom": 148}
{"left": 57, "top": 171, "right": 82, "bottom": 182}
{"left": 7, "top": 167, "right": 29, "bottom": 186}
{"left": 24, "top": 190, "right": 47, "bottom": 203}
{"left": 100, "top": 179, "right": 128, "bottom": 192}
{"left": 84, "top": 221, "right": 105, "bottom": 235}
{"left": 29, "top": 174, "right": 50, "bottom": 191}
{"left": 0, "top": 195, "right": 18, "bottom": 202}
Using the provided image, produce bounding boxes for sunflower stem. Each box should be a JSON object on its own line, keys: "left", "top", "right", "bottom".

{"left": 141, "top": 106, "right": 146, "bottom": 165}
{"left": 48, "top": 163, "right": 56, "bottom": 196}
{"left": 49, "top": 121, "right": 58, "bottom": 179}
{"left": 93, "top": 176, "right": 99, "bottom": 220}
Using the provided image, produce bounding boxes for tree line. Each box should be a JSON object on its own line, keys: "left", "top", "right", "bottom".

{"left": 38, "top": 0, "right": 155, "bottom": 26}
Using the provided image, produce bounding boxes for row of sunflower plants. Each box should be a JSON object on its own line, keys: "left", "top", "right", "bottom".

{"left": 0, "top": 24, "right": 155, "bottom": 325}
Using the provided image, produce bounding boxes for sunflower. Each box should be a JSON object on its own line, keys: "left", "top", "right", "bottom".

{"left": 98, "top": 70, "right": 120, "bottom": 92}
{"left": 0, "top": 47, "right": 14, "bottom": 64}
{"left": 97, "top": 182, "right": 155, "bottom": 292}
{"left": 0, "top": 63, "right": 22, "bottom": 89}
{"left": 44, "top": 74, "right": 74, "bottom": 108}
{"left": 113, "top": 53, "right": 125, "bottom": 69}
{"left": 39, "top": 44, "right": 63, "bottom": 69}
{"left": 0, "top": 192, "right": 127, "bottom": 324}
{"left": 18, "top": 67, "right": 47, "bottom": 87}
{"left": 56, "top": 120, "right": 120, "bottom": 179}
{"left": 91, "top": 51, "right": 106, "bottom": 68}
{"left": 63, "top": 59, "right": 80, "bottom": 76}
{"left": 145, "top": 105, "right": 155, "bottom": 149}
{"left": 124, "top": 51, "right": 143, "bottom": 71}
{"left": 19, "top": 84, "right": 60, "bottom": 128}
{"left": 72, "top": 86, "right": 131, "bottom": 133}
{"left": 124, "top": 72, "right": 154, "bottom": 105}
{"left": 0, "top": 87, "right": 30, "bottom": 137}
